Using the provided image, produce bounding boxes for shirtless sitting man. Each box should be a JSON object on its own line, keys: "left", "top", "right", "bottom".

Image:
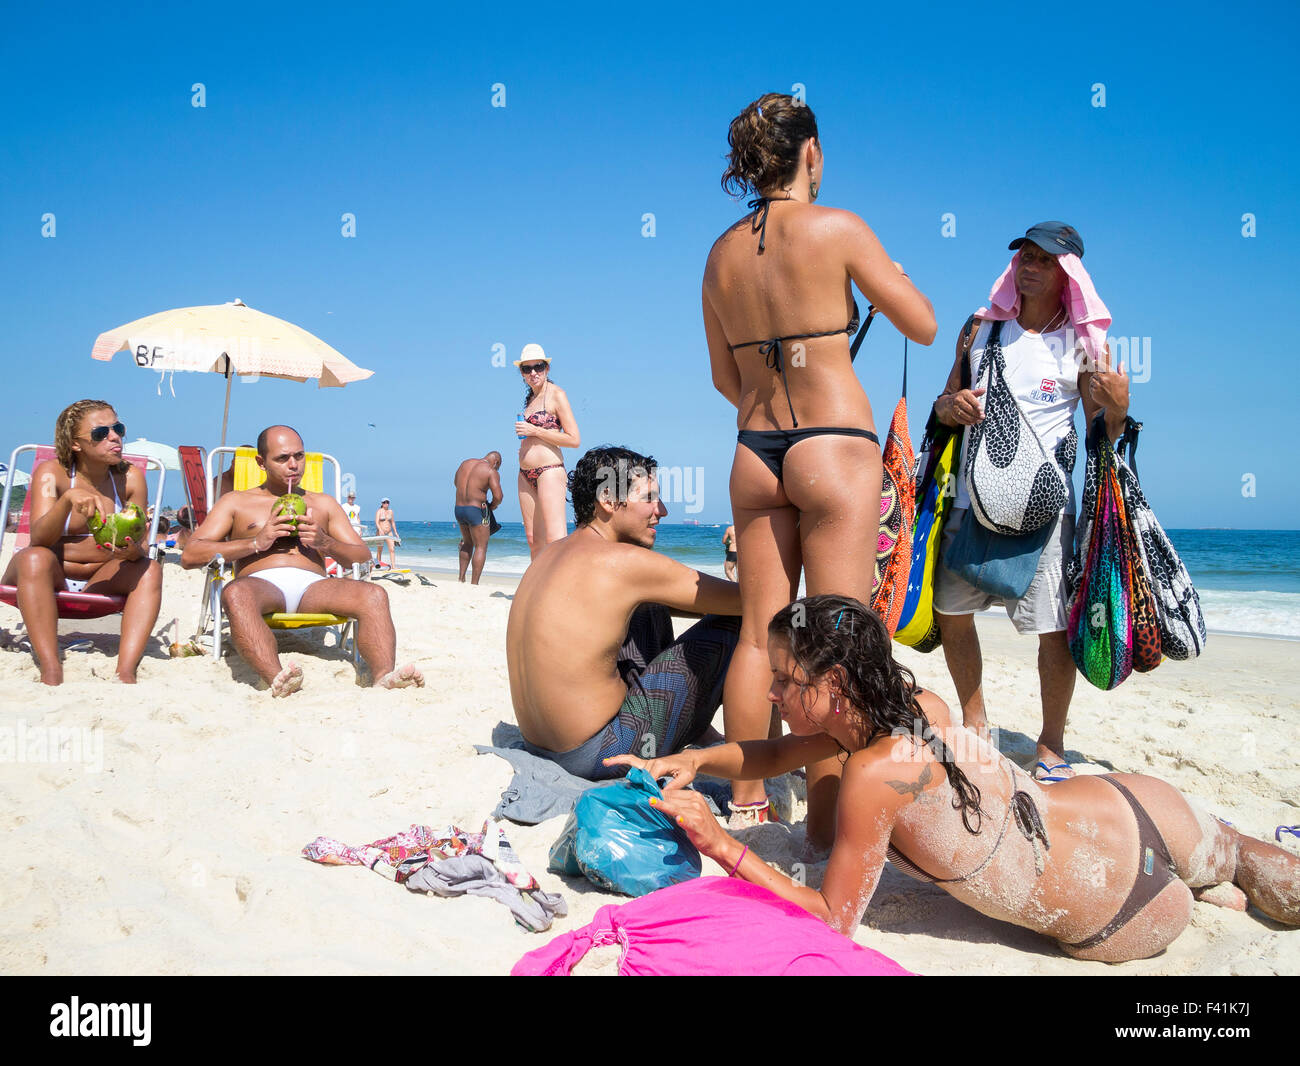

{"left": 453, "top": 450, "right": 504, "bottom": 585}
{"left": 507, "top": 445, "right": 742, "bottom": 778}
{"left": 182, "top": 425, "right": 424, "bottom": 696}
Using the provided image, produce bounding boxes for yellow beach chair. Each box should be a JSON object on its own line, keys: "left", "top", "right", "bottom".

{"left": 197, "top": 446, "right": 359, "bottom": 662}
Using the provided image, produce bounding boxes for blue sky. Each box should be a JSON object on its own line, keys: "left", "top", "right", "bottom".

{"left": 2, "top": 1, "right": 1296, "bottom": 527}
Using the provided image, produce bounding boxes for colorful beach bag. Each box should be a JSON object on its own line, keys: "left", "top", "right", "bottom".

{"left": 965, "top": 320, "right": 1077, "bottom": 535}
{"left": 1112, "top": 419, "right": 1207, "bottom": 661}
{"left": 1067, "top": 415, "right": 1133, "bottom": 689}
{"left": 548, "top": 767, "right": 701, "bottom": 897}
{"left": 895, "top": 316, "right": 976, "bottom": 652}
{"left": 870, "top": 339, "right": 916, "bottom": 634}
{"left": 894, "top": 422, "right": 959, "bottom": 652}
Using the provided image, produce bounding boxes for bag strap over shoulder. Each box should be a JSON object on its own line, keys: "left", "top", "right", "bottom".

{"left": 959, "top": 314, "right": 978, "bottom": 390}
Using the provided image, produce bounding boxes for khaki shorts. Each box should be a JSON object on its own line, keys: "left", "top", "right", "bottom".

{"left": 934, "top": 509, "right": 1075, "bottom": 635}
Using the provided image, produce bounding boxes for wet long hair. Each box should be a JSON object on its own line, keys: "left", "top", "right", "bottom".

{"left": 768, "top": 595, "right": 984, "bottom": 833}
{"left": 722, "top": 92, "right": 819, "bottom": 199}
{"left": 55, "top": 399, "right": 129, "bottom": 474}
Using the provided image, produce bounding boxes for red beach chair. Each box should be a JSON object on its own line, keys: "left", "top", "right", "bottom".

{"left": 0, "top": 445, "right": 166, "bottom": 621}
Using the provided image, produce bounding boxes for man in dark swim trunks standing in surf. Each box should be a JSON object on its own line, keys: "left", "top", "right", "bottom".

{"left": 506, "top": 446, "right": 742, "bottom": 779}
{"left": 453, "top": 451, "right": 504, "bottom": 585}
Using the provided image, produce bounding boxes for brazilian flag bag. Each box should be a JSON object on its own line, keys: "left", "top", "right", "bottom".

{"left": 895, "top": 316, "right": 976, "bottom": 651}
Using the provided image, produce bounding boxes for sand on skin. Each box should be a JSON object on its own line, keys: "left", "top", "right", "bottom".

{"left": 0, "top": 544, "right": 1296, "bottom": 976}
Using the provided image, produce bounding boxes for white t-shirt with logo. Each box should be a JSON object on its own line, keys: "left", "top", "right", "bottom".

{"left": 954, "top": 318, "right": 1084, "bottom": 514}
{"left": 344, "top": 502, "right": 362, "bottom": 532}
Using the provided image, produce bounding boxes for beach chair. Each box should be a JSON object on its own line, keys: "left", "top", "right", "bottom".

{"left": 0, "top": 444, "right": 166, "bottom": 622}
{"left": 196, "top": 445, "right": 359, "bottom": 662}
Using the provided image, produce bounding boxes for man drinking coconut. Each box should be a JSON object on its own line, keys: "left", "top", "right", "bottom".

{"left": 182, "top": 425, "right": 423, "bottom": 696}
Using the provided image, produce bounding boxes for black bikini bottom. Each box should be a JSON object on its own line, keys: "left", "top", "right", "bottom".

{"left": 1067, "top": 776, "right": 1179, "bottom": 950}
{"left": 736, "top": 427, "right": 880, "bottom": 480}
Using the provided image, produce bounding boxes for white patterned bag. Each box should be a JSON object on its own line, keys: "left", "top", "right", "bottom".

{"left": 965, "top": 320, "right": 1076, "bottom": 535}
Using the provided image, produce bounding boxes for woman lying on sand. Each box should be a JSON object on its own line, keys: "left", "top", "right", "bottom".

{"left": 2, "top": 400, "right": 162, "bottom": 685}
{"left": 609, "top": 595, "right": 1299, "bottom": 962}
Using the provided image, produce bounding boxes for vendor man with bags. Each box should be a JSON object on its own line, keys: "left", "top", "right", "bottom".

{"left": 932, "top": 222, "right": 1130, "bottom": 781}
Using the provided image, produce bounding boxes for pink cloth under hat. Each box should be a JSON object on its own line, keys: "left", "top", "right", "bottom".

{"left": 976, "top": 251, "right": 1111, "bottom": 365}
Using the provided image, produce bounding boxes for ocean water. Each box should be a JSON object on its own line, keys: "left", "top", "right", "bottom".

{"left": 378, "top": 522, "right": 1300, "bottom": 640}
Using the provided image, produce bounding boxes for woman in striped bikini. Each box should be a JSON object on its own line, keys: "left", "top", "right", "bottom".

{"left": 515, "top": 344, "right": 581, "bottom": 559}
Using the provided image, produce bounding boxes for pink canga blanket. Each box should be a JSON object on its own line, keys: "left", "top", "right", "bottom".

{"left": 512, "top": 876, "right": 915, "bottom": 976}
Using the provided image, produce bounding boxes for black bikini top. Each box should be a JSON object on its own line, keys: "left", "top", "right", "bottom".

{"left": 729, "top": 197, "right": 877, "bottom": 428}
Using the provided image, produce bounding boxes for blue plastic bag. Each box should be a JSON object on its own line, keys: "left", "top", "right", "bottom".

{"left": 547, "top": 767, "right": 701, "bottom": 897}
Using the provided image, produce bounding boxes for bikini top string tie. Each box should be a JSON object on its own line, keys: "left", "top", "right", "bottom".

{"left": 747, "top": 195, "right": 794, "bottom": 254}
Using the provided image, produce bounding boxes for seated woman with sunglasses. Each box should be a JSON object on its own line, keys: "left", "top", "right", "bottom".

{"left": 608, "top": 595, "right": 1300, "bottom": 963}
{"left": 1, "top": 400, "right": 162, "bottom": 685}
{"left": 514, "top": 344, "right": 581, "bottom": 559}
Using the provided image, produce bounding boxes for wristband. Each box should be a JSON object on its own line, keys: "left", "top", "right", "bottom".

{"left": 728, "top": 844, "right": 748, "bottom": 878}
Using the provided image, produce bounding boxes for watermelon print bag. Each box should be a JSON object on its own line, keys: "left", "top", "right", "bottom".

{"left": 965, "top": 320, "right": 1076, "bottom": 535}
{"left": 870, "top": 340, "right": 916, "bottom": 634}
{"left": 1112, "top": 419, "right": 1207, "bottom": 661}
{"left": 1067, "top": 414, "right": 1133, "bottom": 690}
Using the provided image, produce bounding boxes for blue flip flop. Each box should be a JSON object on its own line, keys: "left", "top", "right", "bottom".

{"left": 1275, "top": 825, "right": 1300, "bottom": 844}
{"left": 1033, "top": 761, "right": 1073, "bottom": 783}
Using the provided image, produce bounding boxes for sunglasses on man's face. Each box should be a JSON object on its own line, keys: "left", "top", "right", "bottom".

{"left": 87, "top": 422, "right": 126, "bottom": 443}
{"left": 519, "top": 363, "right": 548, "bottom": 375}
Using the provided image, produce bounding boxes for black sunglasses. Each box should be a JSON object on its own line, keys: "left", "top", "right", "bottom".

{"left": 519, "top": 363, "right": 548, "bottom": 374}
{"left": 88, "top": 422, "right": 126, "bottom": 443}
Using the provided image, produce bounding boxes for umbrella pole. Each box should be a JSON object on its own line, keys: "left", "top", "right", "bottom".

{"left": 220, "top": 358, "right": 232, "bottom": 447}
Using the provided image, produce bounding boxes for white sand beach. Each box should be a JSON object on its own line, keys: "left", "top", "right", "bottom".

{"left": 0, "top": 550, "right": 1296, "bottom": 976}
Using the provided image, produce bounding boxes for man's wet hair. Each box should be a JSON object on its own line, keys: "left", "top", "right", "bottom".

{"left": 257, "top": 426, "right": 301, "bottom": 457}
{"left": 569, "top": 445, "right": 657, "bottom": 527}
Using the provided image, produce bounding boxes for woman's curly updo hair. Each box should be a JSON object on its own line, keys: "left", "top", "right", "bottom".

{"left": 55, "top": 399, "right": 128, "bottom": 474}
{"left": 768, "top": 595, "right": 984, "bottom": 833}
{"left": 722, "top": 92, "right": 820, "bottom": 199}
{"left": 568, "top": 445, "right": 657, "bottom": 527}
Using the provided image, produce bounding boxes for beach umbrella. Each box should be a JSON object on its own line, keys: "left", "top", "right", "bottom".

{"left": 0, "top": 462, "right": 31, "bottom": 488}
{"left": 90, "top": 298, "right": 373, "bottom": 445}
{"left": 124, "top": 438, "right": 181, "bottom": 471}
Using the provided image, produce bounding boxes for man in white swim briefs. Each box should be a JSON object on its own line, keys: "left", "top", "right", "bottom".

{"left": 182, "top": 425, "right": 424, "bottom": 697}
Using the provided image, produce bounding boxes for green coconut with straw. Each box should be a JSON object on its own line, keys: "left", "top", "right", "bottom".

{"left": 87, "top": 502, "right": 147, "bottom": 549}
{"left": 276, "top": 492, "right": 307, "bottom": 536}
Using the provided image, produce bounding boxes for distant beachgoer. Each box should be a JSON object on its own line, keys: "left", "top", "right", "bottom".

{"left": 181, "top": 425, "right": 423, "bottom": 696}
{"left": 932, "top": 222, "right": 1129, "bottom": 782}
{"left": 609, "top": 595, "right": 1300, "bottom": 962}
{"left": 722, "top": 523, "right": 738, "bottom": 581}
{"left": 515, "top": 343, "right": 580, "bottom": 559}
{"left": 506, "top": 446, "right": 741, "bottom": 778}
{"left": 703, "top": 92, "right": 936, "bottom": 841}
{"left": 454, "top": 451, "right": 504, "bottom": 585}
{"left": 1, "top": 399, "right": 162, "bottom": 685}
{"left": 343, "top": 491, "right": 363, "bottom": 535}
{"left": 374, "top": 497, "right": 398, "bottom": 569}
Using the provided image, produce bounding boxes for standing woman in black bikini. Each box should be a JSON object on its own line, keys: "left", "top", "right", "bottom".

{"left": 514, "top": 344, "right": 581, "bottom": 559}
{"left": 1, "top": 400, "right": 162, "bottom": 685}
{"left": 609, "top": 596, "right": 1300, "bottom": 962}
{"left": 702, "top": 93, "right": 937, "bottom": 845}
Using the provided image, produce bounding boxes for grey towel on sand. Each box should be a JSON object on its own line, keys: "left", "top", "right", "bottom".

{"left": 403, "top": 854, "right": 567, "bottom": 933}
{"left": 476, "top": 723, "right": 726, "bottom": 826}
{"left": 474, "top": 739, "right": 612, "bottom": 825}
